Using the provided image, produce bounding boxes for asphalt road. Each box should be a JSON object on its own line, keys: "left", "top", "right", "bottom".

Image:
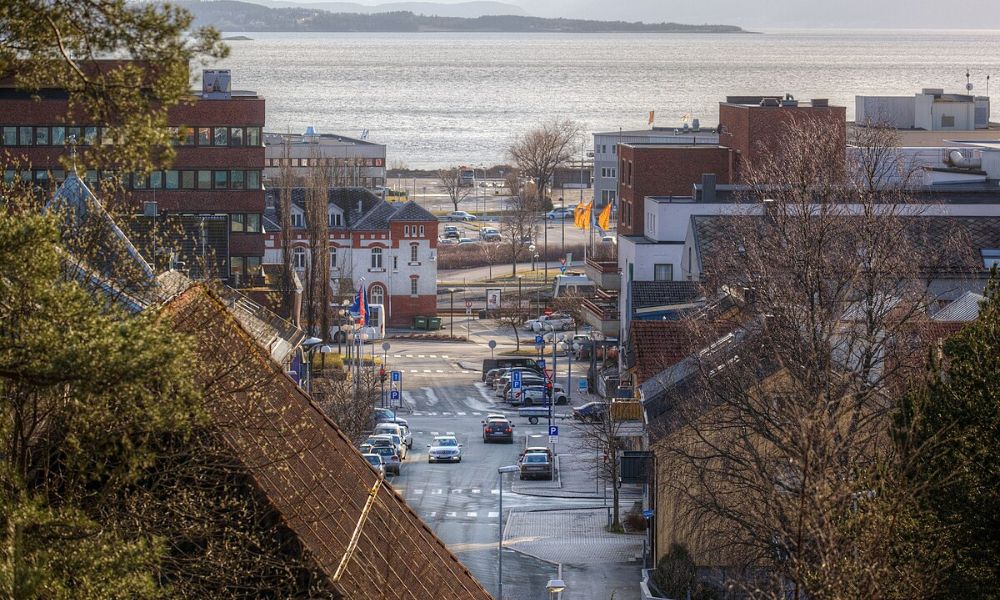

{"left": 371, "top": 338, "right": 632, "bottom": 599}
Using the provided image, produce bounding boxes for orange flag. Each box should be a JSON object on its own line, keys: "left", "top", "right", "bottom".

{"left": 598, "top": 202, "right": 612, "bottom": 231}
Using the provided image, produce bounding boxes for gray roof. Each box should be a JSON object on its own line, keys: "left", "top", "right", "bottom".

{"left": 264, "top": 187, "right": 381, "bottom": 229}
{"left": 932, "top": 291, "right": 986, "bottom": 322}
{"left": 352, "top": 201, "right": 397, "bottom": 230}
{"left": 390, "top": 200, "right": 436, "bottom": 222}
{"left": 631, "top": 281, "right": 703, "bottom": 310}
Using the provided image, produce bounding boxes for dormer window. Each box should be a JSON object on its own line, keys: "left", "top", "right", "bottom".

{"left": 982, "top": 249, "right": 1000, "bottom": 269}
{"left": 291, "top": 211, "right": 304, "bottom": 228}
{"left": 328, "top": 207, "right": 343, "bottom": 228}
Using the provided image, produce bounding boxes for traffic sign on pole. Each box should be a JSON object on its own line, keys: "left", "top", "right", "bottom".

{"left": 534, "top": 334, "right": 544, "bottom": 346}
{"left": 548, "top": 425, "right": 559, "bottom": 436}
{"left": 465, "top": 299, "right": 473, "bottom": 309}
{"left": 511, "top": 370, "right": 522, "bottom": 390}
{"left": 536, "top": 358, "right": 546, "bottom": 369}
{"left": 390, "top": 390, "right": 400, "bottom": 401}
{"left": 391, "top": 370, "right": 401, "bottom": 383}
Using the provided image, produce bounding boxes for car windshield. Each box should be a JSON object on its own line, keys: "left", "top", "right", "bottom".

{"left": 372, "top": 447, "right": 396, "bottom": 459}
{"left": 364, "top": 455, "right": 381, "bottom": 465}
{"left": 524, "top": 454, "right": 548, "bottom": 463}
{"left": 435, "top": 438, "right": 458, "bottom": 447}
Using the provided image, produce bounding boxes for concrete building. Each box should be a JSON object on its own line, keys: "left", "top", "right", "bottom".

{"left": 264, "top": 129, "right": 386, "bottom": 190}
{"left": 592, "top": 127, "right": 718, "bottom": 208}
{"left": 263, "top": 188, "right": 438, "bottom": 328}
{"left": 0, "top": 65, "right": 266, "bottom": 284}
{"left": 856, "top": 88, "right": 990, "bottom": 131}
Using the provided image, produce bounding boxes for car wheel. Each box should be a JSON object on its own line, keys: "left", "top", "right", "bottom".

{"left": 529, "top": 416, "right": 538, "bottom": 424}
{"left": 457, "top": 457, "right": 462, "bottom": 463}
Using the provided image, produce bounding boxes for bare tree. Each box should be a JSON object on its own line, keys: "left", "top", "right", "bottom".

{"left": 496, "top": 287, "right": 529, "bottom": 351}
{"left": 304, "top": 148, "right": 332, "bottom": 339}
{"left": 437, "top": 166, "right": 474, "bottom": 212}
{"left": 499, "top": 172, "right": 540, "bottom": 276}
{"left": 653, "top": 116, "right": 968, "bottom": 598}
{"left": 571, "top": 402, "right": 631, "bottom": 531}
{"left": 479, "top": 241, "right": 503, "bottom": 281}
{"left": 508, "top": 120, "right": 582, "bottom": 203}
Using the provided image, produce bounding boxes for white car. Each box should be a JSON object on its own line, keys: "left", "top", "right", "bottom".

{"left": 374, "top": 422, "right": 412, "bottom": 449}
{"left": 524, "top": 313, "right": 574, "bottom": 332}
{"left": 427, "top": 435, "right": 463, "bottom": 463}
{"left": 446, "top": 211, "right": 477, "bottom": 221}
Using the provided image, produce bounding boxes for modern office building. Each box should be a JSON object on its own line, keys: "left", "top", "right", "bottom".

{"left": 0, "top": 65, "right": 266, "bottom": 284}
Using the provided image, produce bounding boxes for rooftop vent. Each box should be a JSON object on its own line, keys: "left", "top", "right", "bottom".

{"left": 760, "top": 98, "right": 781, "bottom": 107}
{"left": 692, "top": 118, "right": 701, "bottom": 131}
{"left": 781, "top": 94, "right": 799, "bottom": 107}
{"left": 810, "top": 98, "right": 829, "bottom": 107}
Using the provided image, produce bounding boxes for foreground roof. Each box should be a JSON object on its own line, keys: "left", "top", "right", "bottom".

{"left": 165, "top": 286, "right": 491, "bottom": 598}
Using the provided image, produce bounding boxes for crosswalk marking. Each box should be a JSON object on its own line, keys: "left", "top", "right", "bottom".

{"left": 471, "top": 489, "right": 481, "bottom": 494}
{"left": 466, "top": 512, "right": 477, "bottom": 517}
{"left": 457, "top": 412, "right": 466, "bottom": 416}
{"left": 446, "top": 512, "right": 457, "bottom": 517}
{"left": 414, "top": 489, "right": 424, "bottom": 494}
{"left": 488, "top": 512, "right": 499, "bottom": 518}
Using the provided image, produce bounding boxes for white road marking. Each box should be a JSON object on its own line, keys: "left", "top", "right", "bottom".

{"left": 423, "top": 387, "right": 440, "bottom": 406}
{"left": 435, "top": 369, "right": 444, "bottom": 373}
{"left": 471, "top": 489, "right": 481, "bottom": 494}
{"left": 428, "top": 354, "right": 437, "bottom": 358}
{"left": 451, "top": 489, "right": 462, "bottom": 494}
{"left": 457, "top": 412, "right": 467, "bottom": 416}
{"left": 423, "top": 369, "right": 431, "bottom": 373}
{"left": 467, "top": 512, "right": 477, "bottom": 517}
{"left": 442, "top": 412, "right": 451, "bottom": 416}
{"left": 409, "top": 369, "right": 418, "bottom": 373}
{"left": 446, "top": 512, "right": 457, "bottom": 518}
{"left": 488, "top": 512, "right": 499, "bottom": 518}
{"left": 490, "top": 489, "right": 500, "bottom": 495}
{"left": 414, "top": 489, "right": 424, "bottom": 495}
{"left": 428, "top": 412, "right": 438, "bottom": 416}
{"left": 418, "top": 354, "right": 426, "bottom": 358}
{"left": 441, "top": 355, "right": 450, "bottom": 359}
{"left": 430, "top": 432, "right": 439, "bottom": 436}
{"left": 405, "top": 354, "right": 414, "bottom": 358}
{"left": 432, "top": 489, "right": 443, "bottom": 495}
{"left": 445, "top": 431, "right": 455, "bottom": 435}
{"left": 473, "top": 412, "right": 482, "bottom": 416}
{"left": 428, "top": 511, "right": 437, "bottom": 517}
{"left": 394, "top": 354, "right": 402, "bottom": 358}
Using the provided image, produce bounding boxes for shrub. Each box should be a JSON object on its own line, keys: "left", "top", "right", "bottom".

{"left": 624, "top": 509, "right": 647, "bottom": 532}
{"left": 652, "top": 544, "right": 697, "bottom": 599}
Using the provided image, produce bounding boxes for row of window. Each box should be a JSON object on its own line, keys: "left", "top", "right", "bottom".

{"left": 600, "top": 190, "right": 617, "bottom": 203}
{"left": 403, "top": 225, "right": 425, "bottom": 237}
{"left": 0, "top": 125, "right": 262, "bottom": 148}
{"left": 230, "top": 213, "right": 263, "bottom": 234}
{"left": 132, "top": 170, "right": 261, "bottom": 191}
{"left": 266, "top": 157, "right": 384, "bottom": 168}
{"left": 599, "top": 167, "right": 617, "bottom": 178}
{"left": 292, "top": 246, "right": 422, "bottom": 271}
{"left": 230, "top": 255, "right": 263, "bottom": 283}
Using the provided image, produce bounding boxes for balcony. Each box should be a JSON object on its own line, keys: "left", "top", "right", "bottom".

{"left": 586, "top": 251, "right": 620, "bottom": 291}
{"left": 582, "top": 292, "right": 620, "bottom": 338}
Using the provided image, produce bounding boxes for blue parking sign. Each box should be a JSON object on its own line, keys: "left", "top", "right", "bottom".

{"left": 536, "top": 359, "right": 546, "bottom": 370}
{"left": 511, "top": 370, "right": 522, "bottom": 390}
{"left": 548, "top": 425, "right": 559, "bottom": 436}
{"left": 390, "top": 390, "right": 400, "bottom": 401}
{"left": 391, "top": 370, "right": 401, "bottom": 383}
{"left": 534, "top": 334, "right": 544, "bottom": 345}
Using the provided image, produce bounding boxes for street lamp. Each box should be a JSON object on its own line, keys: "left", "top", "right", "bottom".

{"left": 560, "top": 196, "right": 565, "bottom": 255}
{"left": 300, "top": 336, "right": 324, "bottom": 393}
{"left": 546, "top": 565, "right": 566, "bottom": 599}
{"left": 448, "top": 288, "right": 456, "bottom": 338}
{"left": 497, "top": 464, "right": 519, "bottom": 600}
{"left": 529, "top": 244, "right": 536, "bottom": 271}
{"left": 381, "top": 341, "right": 391, "bottom": 408}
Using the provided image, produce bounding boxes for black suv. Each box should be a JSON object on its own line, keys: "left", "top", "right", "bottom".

{"left": 482, "top": 418, "right": 514, "bottom": 443}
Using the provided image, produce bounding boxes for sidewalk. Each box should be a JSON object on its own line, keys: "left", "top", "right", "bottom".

{"left": 512, "top": 449, "right": 644, "bottom": 500}
{"left": 505, "top": 507, "right": 645, "bottom": 565}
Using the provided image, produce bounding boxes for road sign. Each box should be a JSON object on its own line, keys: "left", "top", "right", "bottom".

{"left": 544, "top": 308, "right": 553, "bottom": 316}
{"left": 642, "top": 509, "right": 654, "bottom": 519}
{"left": 560, "top": 265, "right": 567, "bottom": 273}
{"left": 390, "top": 390, "right": 400, "bottom": 401}
{"left": 578, "top": 379, "right": 587, "bottom": 393}
{"left": 465, "top": 299, "right": 473, "bottom": 309}
{"left": 536, "top": 359, "right": 546, "bottom": 369}
{"left": 466, "top": 308, "right": 472, "bottom": 315}
{"left": 534, "top": 334, "right": 544, "bottom": 345}
{"left": 544, "top": 368, "right": 553, "bottom": 380}
{"left": 511, "top": 370, "right": 522, "bottom": 390}
{"left": 548, "top": 425, "right": 559, "bottom": 436}
{"left": 488, "top": 340, "right": 497, "bottom": 349}
{"left": 560, "top": 257, "right": 566, "bottom": 265}
{"left": 353, "top": 333, "right": 360, "bottom": 343}
{"left": 391, "top": 370, "right": 401, "bottom": 383}
{"left": 549, "top": 436, "right": 557, "bottom": 444}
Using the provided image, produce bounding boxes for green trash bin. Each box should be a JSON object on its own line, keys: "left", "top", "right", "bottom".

{"left": 414, "top": 316, "right": 427, "bottom": 330}
{"left": 428, "top": 317, "right": 442, "bottom": 331}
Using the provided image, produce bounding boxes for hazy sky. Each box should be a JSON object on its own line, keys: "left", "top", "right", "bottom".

{"left": 308, "top": 0, "right": 1000, "bottom": 28}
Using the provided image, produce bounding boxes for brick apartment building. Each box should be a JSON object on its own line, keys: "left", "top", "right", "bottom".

{"left": 616, "top": 96, "right": 846, "bottom": 237}
{"left": 0, "top": 65, "right": 265, "bottom": 283}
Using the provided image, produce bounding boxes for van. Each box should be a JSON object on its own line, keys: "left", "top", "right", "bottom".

{"left": 552, "top": 274, "right": 596, "bottom": 298}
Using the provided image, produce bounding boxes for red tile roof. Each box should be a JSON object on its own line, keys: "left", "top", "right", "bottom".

{"left": 165, "top": 286, "right": 492, "bottom": 599}
{"left": 628, "top": 321, "right": 698, "bottom": 385}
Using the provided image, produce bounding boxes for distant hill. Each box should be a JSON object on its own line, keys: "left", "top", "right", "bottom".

{"left": 175, "top": 1, "right": 750, "bottom": 33}
{"left": 245, "top": 1, "right": 527, "bottom": 18}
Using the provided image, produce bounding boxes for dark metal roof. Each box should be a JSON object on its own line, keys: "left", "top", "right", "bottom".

{"left": 389, "top": 200, "right": 436, "bottom": 222}
{"left": 631, "top": 281, "right": 703, "bottom": 310}
{"left": 932, "top": 290, "right": 986, "bottom": 322}
{"left": 264, "top": 187, "right": 381, "bottom": 229}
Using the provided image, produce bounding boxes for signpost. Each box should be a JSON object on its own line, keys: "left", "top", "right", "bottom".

{"left": 534, "top": 334, "right": 544, "bottom": 347}
{"left": 511, "top": 370, "right": 522, "bottom": 391}
{"left": 488, "top": 339, "right": 497, "bottom": 359}
{"left": 536, "top": 358, "right": 546, "bottom": 370}
{"left": 391, "top": 370, "right": 401, "bottom": 383}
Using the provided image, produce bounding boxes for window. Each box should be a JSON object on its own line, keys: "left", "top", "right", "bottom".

{"left": 231, "top": 214, "right": 245, "bottom": 233}
{"left": 419, "top": 225, "right": 425, "bottom": 236}
{"left": 197, "top": 170, "right": 212, "bottom": 190}
{"left": 213, "top": 127, "right": 228, "bottom": 146}
{"left": 247, "top": 170, "right": 260, "bottom": 189}
{"left": 369, "top": 285, "right": 384, "bottom": 306}
{"left": 66, "top": 127, "right": 81, "bottom": 144}
{"left": 329, "top": 247, "right": 337, "bottom": 269}
{"left": 230, "top": 170, "right": 245, "bottom": 190}
{"left": 247, "top": 127, "right": 260, "bottom": 147}
{"left": 291, "top": 212, "right": 304, "bottom": 228}
{"left": 230, "top": 256, "right": 244, "bottom": 282}
{"left": 83, "top": 126, "right": 97, "bottom": 146}
{"left": 181, "top": 170, "right": 195, "bottom": 189}
{"left": 328, "top": 211, "right": 342, "bottom": 227}
{"left": 133, "top": 173, "right": 147, "bottom": 189}
{"left": 410, "top": 278, "right": 418, "bottom": 296}
{"left": 941, "top": 115, "right": 956, "bottom": 128}
{"left": 246, "top": 256, "right": 261, "bottom": 275}
{"left": 293, "top": 247, "right": 306, "bottom": 269}
{"left": 214, "top": 170, "right": 228, "bottom": 189}
{"left": 51, "top": 126, "right": 65, "bottom": 146}
{"left": 182, "top": 127, "right": 195, "bottom": 146}
{"left": 410, "top": 244, "right": 419, "bottom": 263}
{"left": 602, "top": 190, "right": 616, "bottom": 202}
{"left": 246, "top": 213, "right": 261, "bottom": 233}
{"left": 393, "top": 255, "right": 398, "bottom": 270}
{"left": 404, "top": 225, "right": 411, "bottom": 237}
{"left": 230, "top": 127, "right": 244, "bottom": 147}
{"left": 165, "top": 170, "right": 179, "bottom": 189}
{"left": 601, "top": 167, "right": 617, "bottom": 178}
{"left": 654, "top": 264, "right": 673, "bottom": 281}
{"left": 34, "top": 127, "right": 48, "bottom": 145}
{"left": 197, "top": 127, "right": 211, "bottom": 145}
{"left": 371, "top": 247, "right": 383, "bottom": 269}
{"left": 19, "top": 127, "right": 32, "bottom": 146}
{"left": 150, "top": 171, "right": 163, "bottom": 189}
{"left": 982, "top": 249, "right": 1000, "bottom": 269}
{"left": 2, "top": 127, "right": 15, "bottom": 145}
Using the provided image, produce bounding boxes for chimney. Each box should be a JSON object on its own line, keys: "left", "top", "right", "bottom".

{"left": 701, "top": 173, "right": 717, "bottom": 203}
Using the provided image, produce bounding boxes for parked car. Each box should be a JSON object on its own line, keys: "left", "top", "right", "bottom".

{"left": 562, "top": 334, "right": 592, "bottom": 351}
{"left": 499, "top": 376, "right": 547, "bottom": 400}
{"left": 362, "top": 453, "right": 385, "bottom": 476}
{"left": 426, "top": 435, "right": 463, "bottom": 463}
{"left": 485, "top": 367, "right": 510, "bottom": 387}
{"left": 520, "top": 446, "right": 555, "bottom": 463}
{"left": 457, "top": 237, "right": 478, "bottom": 245}
{"left": 438, "top": 237, "right": 458, "bottom": 245}
{"left": 494, "top": 367, "right": 544, "bottom": 391}
{"left": 513, "top": 384, "right": 568, "bottom": 406}
{"left": 369, "top": 445, "right": 401, "bottom": 475}
{"left": 482, "top": 417, "right": 515, "bottom": 443}
{"left": 524, "top": 313, "right": 575, "bottom": 332}
{"left": 479, "top": 227, "right": 501, "bottom": 242}
{"left": 367, "top": 433, "right": 407, "bottom": 460}
{"left": 600, "top": 234, "right": 617, "bottom": 245}
{"left": 572, "top": 401, "right": 609, "bottom": 422}
{"left": 546, "top": 207, "right": 575, "bottom": 220}
{"left": 374, "top": 422, "right": 412, "bottom": 449}
{"left": 446, "top": 211, "right": 477, "bottom": 221}
{"left": 443, "top": 224, "right": 461, "bottom": 238}
{"left": 519, "top": 453, "right": 553, "bottom": 480}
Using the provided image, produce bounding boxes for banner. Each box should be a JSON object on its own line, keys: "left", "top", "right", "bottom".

{"left": 598, "top": 202, "right": 612, "bottom": 231}
{"left": 486, "top": 288, "right": 502, "bottom": 310}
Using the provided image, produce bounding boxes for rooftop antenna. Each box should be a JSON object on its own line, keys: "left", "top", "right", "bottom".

{"left": 966, "top": 69, "right": 974, "bottom": 93}
{"left": 68, "top": 134, "right": 78, "bottom": 175}
{"left": 987, "top": 74, "right": 991, "bottom": 97}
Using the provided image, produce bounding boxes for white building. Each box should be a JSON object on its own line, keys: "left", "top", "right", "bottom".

{"left": 264, "top": 129, "right": 387, "bottom": 190}
{"left": 856, "top": 88, "right": 990, "bottom": 131}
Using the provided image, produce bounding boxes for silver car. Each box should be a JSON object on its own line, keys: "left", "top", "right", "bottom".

{"left": 362, "top": 453, "right": 385, "bottom": 476}
{"left": 426, "top": 436, "right": 463, "bottom": 463}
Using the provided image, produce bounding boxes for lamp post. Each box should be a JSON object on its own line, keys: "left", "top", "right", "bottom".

{"left": 529, "top": 244, "right": 536, "bottom": 271}
{"left": 546, "top": 565, "right": 566, "bottom": 599}
{"left": 381, "top": 341, "right": 390, "bottom": 408}
{"left": 560, "top": 196, "right": 565, "bottom": 255}
{"left": 497, "top": 464, "right": 519, "bottom": 600}
{"left": 300, "top": 336, "right": 324, "bottom": 393}
{"left": 448, "top": 288, "right": 456, "bottom": 338}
